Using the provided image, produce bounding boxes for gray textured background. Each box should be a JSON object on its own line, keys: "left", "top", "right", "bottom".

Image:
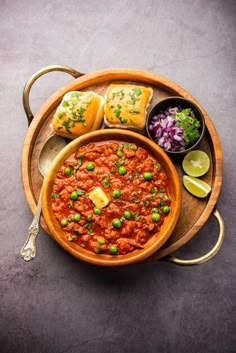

{"left": 1, "top": 0, "right": 236, "bottom": 352}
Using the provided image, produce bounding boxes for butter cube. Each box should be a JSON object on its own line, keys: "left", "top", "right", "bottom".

{"left": 89, "top": 187, "right": 110, "bottom": 209}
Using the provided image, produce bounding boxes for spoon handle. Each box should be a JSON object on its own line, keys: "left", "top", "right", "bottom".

{"left": 20, "top": 192, "right": 42, "bottom": 261}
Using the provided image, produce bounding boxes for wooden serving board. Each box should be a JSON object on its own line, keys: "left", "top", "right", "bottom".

{"left": 21, "top": 68, "right": 223, "bottom": 261}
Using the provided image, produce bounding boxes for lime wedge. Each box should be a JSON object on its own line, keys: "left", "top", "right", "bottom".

{"left": 182, "top": 150, "right": 210, "bottom": 177}
{"left": 183, "top": 175, "right": 211, "bottom": 198}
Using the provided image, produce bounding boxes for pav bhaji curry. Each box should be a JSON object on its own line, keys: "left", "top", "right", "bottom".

{"left": 51, "top": 141, "right": 171, "bottom": 256}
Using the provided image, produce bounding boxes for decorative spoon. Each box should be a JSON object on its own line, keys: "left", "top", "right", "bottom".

{"left": 20, "top": 134, "right": 66, "bottom": 261}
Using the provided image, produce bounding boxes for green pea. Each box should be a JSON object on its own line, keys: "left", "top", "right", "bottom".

{"left": 61, "top": 218, "right": 68, "bottom": 227}
{"left": 94, "top": 208, "right": 101, "bottom": 215}
{"left": 97, "top": 237, "right": 105, "bottom": 245}
{"left": 152, "top": 213, "right": 161, "bottom": 222}
{"left": 112, "top": 219, "right": 122, "bottom": 228}
{"left": 118, "top": 166, "right": 127, "bottom": 175}
{"left": 70, "top": 191, "right": 78, "bottom": 200}
{"left": 87, "top": 215, "right": 92, "bottom": 222}
{"left": 109, "top": 245, "right": 118, "bottom": 255}
{"left": 130, "top": 143, "right": 138, "bottom": 151}
{"left": 94, "top": 247, "right": 101, "bottom": 254}
{"left": 74, "top": 213, "right": 81, "bottom": 222}
{"left": 143, "top": 172, "right": 153, "bottom": 181}
{"left": 64, "top": 167, "right": 71, "bottom": 175}
{"left": 156, "top": 165, "right": 162, "bottom": 172}
{"left": 163, "top": 206, "right": 170, "bottom": 214}
{"left": 86, "top": 162, "right": 95, "bottom": 171}
{"left": 124, "top": 210, "right": 131, "bottom": 219}
{"left": 113, "top": 189, "right": 121, "bottom": 198}
{"left": 116, "top": 150, "right": 123, "bottom": 158}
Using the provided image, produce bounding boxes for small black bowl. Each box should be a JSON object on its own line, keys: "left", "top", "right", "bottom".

{"left": 146, "top": 97, "right": 205, "bottom": 156}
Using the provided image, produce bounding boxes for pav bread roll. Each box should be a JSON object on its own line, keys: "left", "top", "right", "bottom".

{"left": 52, "top": 91, "right": 104, "bottom": 139}
{"left": 104, "top": 84, "right": 153, "bottom": 132}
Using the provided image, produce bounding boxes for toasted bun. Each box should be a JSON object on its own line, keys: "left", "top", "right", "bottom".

{"left": 104, "top": 84, "right": 153, "bottom": 132}
{"left": 52, "top": 91, "right": 104, "bottom": 139}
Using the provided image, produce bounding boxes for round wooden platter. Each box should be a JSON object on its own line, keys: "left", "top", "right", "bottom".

{"left": 21, "top": 68, "right": 223, "bottom": 262}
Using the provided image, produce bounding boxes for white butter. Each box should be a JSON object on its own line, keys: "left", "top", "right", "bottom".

{"left": 89, "top": 187, "right": 110, "bottom": 209}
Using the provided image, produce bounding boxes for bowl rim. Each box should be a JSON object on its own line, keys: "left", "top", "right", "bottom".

{"left": 41, "top": 129, "right": 182, "bottom": 266}
{"left": 146, "top": 96, "right": 206, "bottom": 155}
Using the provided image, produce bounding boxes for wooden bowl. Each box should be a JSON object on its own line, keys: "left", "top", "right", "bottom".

{"left": 41, "top": 129, "right": 181, "bottom": 266}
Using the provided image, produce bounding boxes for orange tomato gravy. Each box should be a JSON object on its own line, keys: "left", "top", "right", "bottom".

{"left": 51, "top": 141, "right": 171, "bottom": 255}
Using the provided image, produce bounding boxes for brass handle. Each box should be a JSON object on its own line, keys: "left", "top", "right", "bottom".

{"left": 166, "top": 208, "right": 224, "bottom": 265}
{"left": 23, "top": 65, "right": 85, "bottom": 125}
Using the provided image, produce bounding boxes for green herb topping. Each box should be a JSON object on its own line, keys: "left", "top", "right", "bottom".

{"left": 175, "top": 108, "right": 201, "bottom": 145}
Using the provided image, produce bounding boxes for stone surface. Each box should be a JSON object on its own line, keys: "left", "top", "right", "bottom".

{"left": 0, "top": 0, "right": 236, "bottom": 352}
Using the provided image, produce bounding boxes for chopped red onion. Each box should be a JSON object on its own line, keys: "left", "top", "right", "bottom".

{"left": 148, "top": 108, "right": 187, "bottom": 152}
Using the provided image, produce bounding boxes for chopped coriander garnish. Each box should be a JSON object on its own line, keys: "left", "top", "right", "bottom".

{"left": 67, "top": 215, "right": 74, "bottom": 222}
{"left": 68, "top": 235, "right": 77, "bottom": 242}
{"left": 132, "top": 87, "right": 142, "bottom": 96}
{"left": 150, "top": 187, "right": 157, "bottom": 199}
{"left": 58, "top": 112, "right": 66, "bottom": 119}
{"left": 114, "top": 158, "right": 125, "bottom": 169}
{"left": 128, "top": 88, "right": 141, "bottom": 105}
{"left": 122, "top": 143, "right": 130, "bottom": 149}
{"left": 126, "top": 100, "right": 135, "bottom": 105}
{"left": 52, "top": 193, "right": 60, "bottom": 199}
{"left": 68, "top": 200, "right": 73, "bottom": 209}
{"left": 114, "top": 104, "right": 122, "bottom": 119}
{"left": 73, "top": 154, "right": 85, "bottom": 176}
{"left": 76, "top": 188, "right": 86, "bottom": 196}
{"left": 77, "top": 154, "right": 84, "bottom": 167}
{"left": 152, "top": 208, "right": 159, "bottom": 213}
{"left": 71, "top": 92, "right": 82, "bottom": 99}
{"left": 62, "top": 100, "right": 69, "bottom": 107}
{"left": 103, "top": 177, "right": 110, "bottom": 187}
{"left": 143, "top": 200, "right": 150, "bottom": 207}
{"left": 62, "top": 119, "right": 73, "bottom": 134}
{"left": 175, "top": 108, "right": 201, "bottom": 145}
{"left": 119, "top": 215, "right": 126, "bottom": 223}
{"left": 113, "top": 104, "right": 128, "bottom": 124}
